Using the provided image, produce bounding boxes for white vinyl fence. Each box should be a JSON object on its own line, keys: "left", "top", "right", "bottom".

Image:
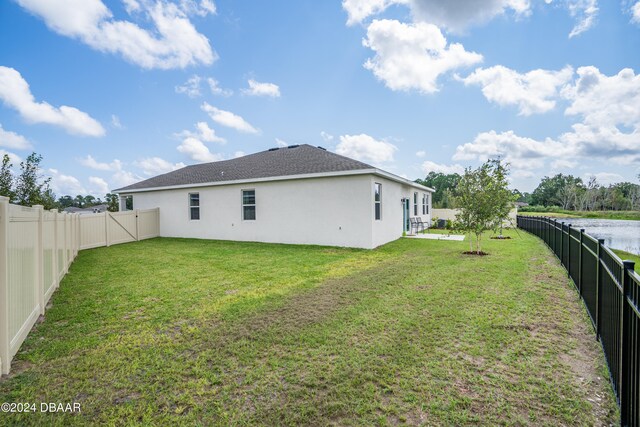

{"left": 0, "top": 196, "right": 159, "bottom": 375}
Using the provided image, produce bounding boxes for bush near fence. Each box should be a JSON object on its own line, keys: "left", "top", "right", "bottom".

{"left": 518, "top": 215, "right": 640, "bottom": 427}
{"left": 0, "top": 196, "right": 159, "bottom": 375}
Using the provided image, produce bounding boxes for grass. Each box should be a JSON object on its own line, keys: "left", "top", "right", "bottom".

{"left": 612, "top": 249, "right": 640, "bottom": 270}
{"left": 0, "top": 233, "right": 618, "bottom": 425}
{"left": 520, "top": 210, "right": 640, "bottom": 220}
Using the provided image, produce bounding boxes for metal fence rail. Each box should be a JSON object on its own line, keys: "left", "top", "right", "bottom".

{"left": 518, "top": 215, "right": 640, "bottom": 426}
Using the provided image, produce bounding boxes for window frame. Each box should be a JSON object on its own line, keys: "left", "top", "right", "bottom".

{"left": 242, "top": 189, "right": 256, "bottom": 221}
{"left": 189, "top": 192, "right": 200, "bottom": 221}
{"left": 413, "top": 192, "right": 418, "bottom": 216}
{"left": 374, "top": 182, "right": 382, "bottom": 221}
{"left": 422, "top": 193, "right": 427, "bottom": 215}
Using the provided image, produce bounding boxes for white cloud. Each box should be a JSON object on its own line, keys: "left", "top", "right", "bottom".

{"left": 343, "top": 0, "right": 531, "bottom": 32}
{"left": 320, "top": 131, "right": 334, "bottom": 142}
{"left": 233, "top": 151, "right": 245, "bottom": 158}
{"left": 336, "top": 133, "right": 397, "bottom": 165}
{"left": 0, "top": 66, "right": 105, "bottom": 136}
{"left": 134, "top": 157, "right": 185, "bottom": 176}
{"left": 632, "top": 1, "right": 640, "bottom": 24}
{"left": 207, "top": 78, "right": 232, "bottom": 97}
{"left": 88, "top": 176, "right": 110, "bottom": 196}
{"left": 241, "top": 79, "right": 281, "bottom": 97}
{"left": 111, "top": 169, "right": 140, "bottom": 187}
{"left": 363, "top": 19, "right": 482, "bottom": 94}
{"left": 584, "top": 172, "right": 625, "bottom": 186}
{"left": 175, "top": 75, "right": 202, "bottom": 97}
{"left": 78, "top": 155, "right": 122, "bottom": 171}
{"left": 110, "top": 114, "right": 123, "bottom": 129}
{"left": 17, "top": 0, "right": 215, "bottom": 69}
{"left": 275, "top": 138, "right": 288, "bottom": 148}
{"left": 420, "top": 160, "right": 464, "bottom": 175}
{"left": 176, "top": 121, "right": 226, "bottom": 144}
{"left": 461, "top": 65, "right": 574, "bottom": 115}
{"left": 567, "top": 0, "right": 598, "bottom": 38}
{"left": 0, "top": 124, "right": 32, "bottom": 150}
{"left": 562, "top": 66, "right": 640, "bottom": 128}
{"left": 551, "top": 159, "right": 578, "bottom": 169}
{"left": 416, "top": 150, "right": 426, "bottom": 157}
{"left": 48, "top": 168, "right": 87, "bottom": 196}
{"left": 177, "top": 136, "right": 222, "bottom": 162}
{"left": 201, "top": 103, "right": 259, "bottom": 134}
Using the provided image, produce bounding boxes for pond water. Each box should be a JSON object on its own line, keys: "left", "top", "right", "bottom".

{"left": 553, "top": 218, "right": 640, "bottom": 255}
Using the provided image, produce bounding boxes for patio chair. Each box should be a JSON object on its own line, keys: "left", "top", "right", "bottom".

{"left": 416, "top": 217, "right": 429, "bottom": 233}
{"left": 409, "top": 217, "right": 424, "bottom": 234}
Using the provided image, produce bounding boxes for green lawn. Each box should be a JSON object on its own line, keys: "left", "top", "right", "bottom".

{"left": 0, "top": 233, "right": 618, "bottom": 425}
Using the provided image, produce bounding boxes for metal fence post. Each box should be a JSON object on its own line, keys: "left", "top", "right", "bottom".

{"left": 0, "top": 197, "right": 10, "bottom": 375}
{"left": 579, "top": 229, "right": 584, "bottom": 296}
{"left": 560, "top": 222, "right": 565, "bottom": 266}
{"left": 567, "top": 224, "right": 572, "bottom": 279}
{"left": 621, "top": 259, "right": 636, "bottom": 427}
{"left": 596, "top": 238, "right": 605, "bottom": 340}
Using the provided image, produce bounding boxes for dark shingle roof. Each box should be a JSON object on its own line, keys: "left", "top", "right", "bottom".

{"left": 115, "top": 144, "right": 374, "bottom": 192}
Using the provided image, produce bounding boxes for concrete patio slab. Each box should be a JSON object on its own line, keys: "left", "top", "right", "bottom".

{"left": 405, "top": 233, "right": 465, "bottom": 241}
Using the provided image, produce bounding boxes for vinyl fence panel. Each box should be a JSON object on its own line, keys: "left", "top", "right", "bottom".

{"left": 0, "top": 200, "right": 160, "bottom": 375}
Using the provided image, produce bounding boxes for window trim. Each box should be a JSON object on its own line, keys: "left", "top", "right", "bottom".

{"left": 422, "top": 193, "right": 427, "bottom": 215}
{"left": 374, "top": 182, "right": 382, "bottom": 221}
{"left": 241, "top": 189, "right": 256, "bottom": 221}
{"left": 189, "top": 192, "right": 200, "bottom": 221}
{"left": 413, "top": 192, "right": 418, "bottom": 216}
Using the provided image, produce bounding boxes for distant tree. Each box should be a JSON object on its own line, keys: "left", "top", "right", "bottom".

{"left": 530, "top": 174, "right": 583, "bottom": 207}
{"left": 106, "top": 193, "right": 119, "bottom": 212}
{"left": 73, "top": 194, "right": 85, "bottom": 208}
{"left": 0, "top": 154, "right": 15, "bottom": 201}
{"left": 15, "top": 153, "right": 53, "bottom": 207}
{"left": 40, "top": 188, "right": 57, "bottom": 210}
{"left": 416, "top": 172, "right": 461, "bottom": 208}
{"left": 57, "top": 195, "right": 74, "bottom": 208}
{"left": 455, "top": 159, "right": 513, "bottom": 254}
{"left": 83, "top": 195, "right": 96, "bottom": 207}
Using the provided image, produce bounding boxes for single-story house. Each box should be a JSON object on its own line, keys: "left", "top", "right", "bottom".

{"left": 114, "top": 144, "right": 434, "bottom": 249}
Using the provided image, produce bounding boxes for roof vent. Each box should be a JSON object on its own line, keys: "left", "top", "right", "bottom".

{"left": 268, "top": 147, "right": 279, "bottom": 151}
{"left": 287, "top": 144, "right": 299, "bottom": 149}
{"left": 317, "top": 146, "right": 326, "bottom": 151}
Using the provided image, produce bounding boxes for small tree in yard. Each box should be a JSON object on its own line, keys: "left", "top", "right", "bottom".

{"left": 15, "top": 153, "right": 54, "bottom": 208}
{"left": 455, "top": 159, "right": 513, "bottom": 254}
{"left": 0, "top": 154, "right": 16, "bottom": 201}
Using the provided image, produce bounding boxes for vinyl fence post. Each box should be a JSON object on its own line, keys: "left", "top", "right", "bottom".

{"left": 105, "top": 212, "right": 110, "bottom": 247}
{"left": 0, "top": 197, "right": 10, "bottom": 375}
{"left": 135, "top": 209, "right": 140, "bottom": 241}
{"left": 34, "top": 205, "right": 44, "bottom": 316}
{"left": 596, "top": 238, "right": 605, "bottom": 340}
{"left": 51, "top": 209, "right": 59, "bottom": 289}
{"left": 620, "top": 259, "right": 635, "bottom": 427}
{"left": 578, "top": 229, "right": 584, "bottom": 296}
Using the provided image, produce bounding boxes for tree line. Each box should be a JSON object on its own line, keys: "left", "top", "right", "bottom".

{"left": 0, "top": 153, "right": 119, "bottom": 212}
{"left": 417, "top": 171, "right": 640, "bottom": 212}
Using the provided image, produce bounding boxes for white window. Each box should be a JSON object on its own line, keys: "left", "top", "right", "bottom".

{"left": 189, "top": 193, "right": 200, "bottom": 220}
{"left": 374, "top": 183, "right": 382, "bottom": 220}
{"left": 422, "top": 193, "right": 427, "bottom": 215}
{"left": 413, "top": 192, "right": 418, "bottom": 216}
{"left": 242, "top": 189, "right": 256, "bottom": 220}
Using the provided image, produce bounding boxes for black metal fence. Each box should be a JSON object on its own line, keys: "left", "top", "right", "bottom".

{"left": 517, "top": 215, "right": 640, "bottom": 426}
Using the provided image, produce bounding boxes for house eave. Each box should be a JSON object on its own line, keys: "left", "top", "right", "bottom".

{"left": 114, "top": 168, "right": 434, "bottom": 194}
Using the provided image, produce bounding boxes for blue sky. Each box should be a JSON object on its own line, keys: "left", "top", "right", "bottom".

{"left": 0, "top": 0, "right": 639, "bottom": 198}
